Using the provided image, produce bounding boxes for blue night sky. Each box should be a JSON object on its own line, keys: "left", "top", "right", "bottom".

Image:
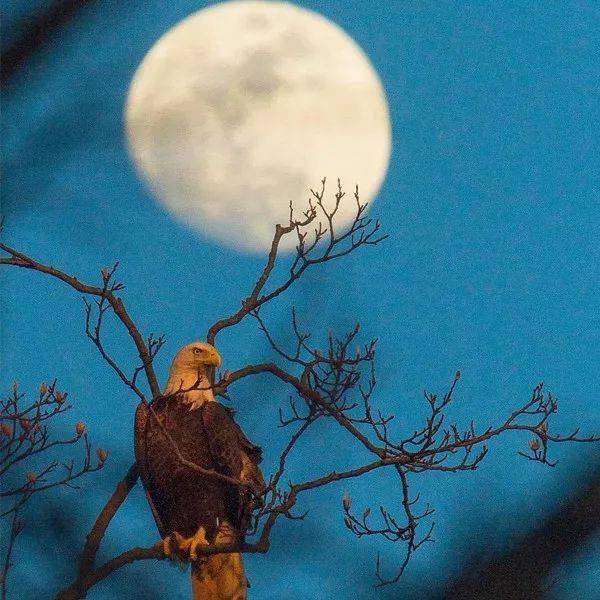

{"left": 2, "top": 2, "right": 599, "bottom": 599}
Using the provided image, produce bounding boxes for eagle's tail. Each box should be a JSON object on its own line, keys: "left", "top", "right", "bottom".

{"left": 191, "top": 552, "right": 247, "bottom": 600}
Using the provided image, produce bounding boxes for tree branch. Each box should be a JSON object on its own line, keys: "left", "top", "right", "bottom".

{"left": 207, "top": 180, "right": 387, "bottom": 345}
{"left": 0, "top": 243, "right": 160, "bottom": 398}
{"left": 77, "top": 464, "right": 139, "bottom": 579}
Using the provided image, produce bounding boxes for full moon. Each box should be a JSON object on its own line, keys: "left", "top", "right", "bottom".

{"left": 126, "top": 1, "right": 391, "bottom": 252}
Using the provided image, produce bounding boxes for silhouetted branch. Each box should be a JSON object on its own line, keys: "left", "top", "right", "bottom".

{"left": 56, "top": 541, "right": 166, "bottom": 600}
{"left": 77, "top": 464, "right": 139, "bottom": 579}
{"left": 210, "top": 320, "right": 598, "bottom": 584}
{"left": 207, "top": 179, "right": 387, "bottom": 345}
{"left": 0, "top": 382, "right": 106, "bottom": 597}
{"left": 0, "top": 240, "right": 161, "bottom": 398}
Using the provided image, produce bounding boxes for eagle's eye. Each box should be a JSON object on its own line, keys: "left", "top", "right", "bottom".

{"left": 192, "top": 347, "right": 202, "bottom": 355}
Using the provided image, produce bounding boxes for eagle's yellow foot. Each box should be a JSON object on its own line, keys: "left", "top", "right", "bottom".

{"left": 162, "top": 534, "right": 174, "bottom": 559}
{"left": 187, "top": 526, "right": 210, "bottom": 562}
{"left": 163, "top": 528, "right": 209, "bottom": 562}
{"left": 162, "top": 532, "right": 191, "bottom": 561}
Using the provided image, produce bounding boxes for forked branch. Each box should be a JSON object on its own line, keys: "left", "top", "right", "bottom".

{"left": 207, "top": 179, "right": 387, "bottom": 345}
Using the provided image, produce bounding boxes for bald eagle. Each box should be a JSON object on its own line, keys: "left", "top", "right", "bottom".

{"left": 134, "top": 342, "right": 265, "bottom": 600}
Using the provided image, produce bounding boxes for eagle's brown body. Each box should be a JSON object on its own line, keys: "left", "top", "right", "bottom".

{"left": 133, "top": 341, "right": 265, "bottom": 600}
{"left": 135, "top": 398, "right": 262, "bottom": 542}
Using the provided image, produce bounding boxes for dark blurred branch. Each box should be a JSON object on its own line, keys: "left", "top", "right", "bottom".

{"left": 441, "top": 466, "right": 600, "bottom": 599}
{"left": 1, "top": 510, "right": 24, "bottom": 600}
{"left": 1, "top": 0, "right": 96, "bottom": 85}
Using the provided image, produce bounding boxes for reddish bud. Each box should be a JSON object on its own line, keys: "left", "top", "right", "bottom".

{"left": 455, "top": 371, "right": 461, "bottom": 380}
{"left": 20, "top": 418, "right": 31, "bottom": 431}
{"left": 529, "top": 437, "right": 541, "bottom": 451}
{"left": 26, "top": 472, "right": 38, "bottom": 484}
{"left": 97, "top": 448, "right": 108, "bottom": 463}
{"left": 342, "top": 492, "right": 351, "bottom": 512}
{"left": 75, "top": 421, "right": 86, "bottom": 436}
{"left": 55, "top": 392, "right": 65, "bottom": 404}
{"left": 0, "top": 423, "right": 12, "bottom": 437}
{"left": 39, "top": 382, "right": 48, "bottom": 395}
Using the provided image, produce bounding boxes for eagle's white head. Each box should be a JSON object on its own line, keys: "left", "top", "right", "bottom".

{"left": 164, "top": 341, "right": 222, "bottom": 406}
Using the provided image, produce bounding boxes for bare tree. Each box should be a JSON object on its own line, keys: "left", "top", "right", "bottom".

{"left": 1, "top": 180, "right": 598, "bottom": 599}
{"left": 0, "top": 381, "right": 106, "bottom": 599}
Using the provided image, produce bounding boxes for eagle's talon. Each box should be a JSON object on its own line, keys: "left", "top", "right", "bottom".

{"left": 162, "top": 536, "right": 172, "bottom": 558}
{"left": 162, "top": 534, "right": 182, "bottom": 560}
{"left": 162, "top": 532, "right": 192, "bottom": 561}
{"left": 188, "top": 527, "right": 209, "bottom": 561}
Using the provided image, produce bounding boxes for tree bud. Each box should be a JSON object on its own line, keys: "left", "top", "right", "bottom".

{"left": 39, "top": 382, "right": 48, "bottom": 395}
{"left": 26, "top": 472, "right": 37, "bottom": 483}
{"left": 342, "top": 492, "right": 351, "bottom": 511}
{"left": 76, "top": 421, "right": 86, "bottom": 436}
{"left": 529, "top": 437, "right": 540, "bottom": 451}
{"left": 97, "top": 448, "right": 108, "bottom": 463}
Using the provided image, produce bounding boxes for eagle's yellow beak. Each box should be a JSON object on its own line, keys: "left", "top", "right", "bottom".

{"left": 203, "top": 348, "right": 222, "bottom": 368}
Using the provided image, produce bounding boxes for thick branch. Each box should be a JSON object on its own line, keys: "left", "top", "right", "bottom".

{"left": 77, "top": 464, "right": 139, "bottom": 578}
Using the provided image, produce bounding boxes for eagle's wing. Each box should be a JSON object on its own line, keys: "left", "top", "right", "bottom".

{"left": 200, "top": 403, "right": 266, "bottom": 527}
{"left": 222, "top": 406, "right": 264, "bottom": 466}
{"left": 134, "top": 402, "right": 167, "bottom": 538}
